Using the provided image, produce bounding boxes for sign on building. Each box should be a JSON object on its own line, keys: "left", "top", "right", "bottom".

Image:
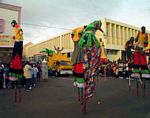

{"left": 0, "top": 34, "right": 14, "bottom": 46}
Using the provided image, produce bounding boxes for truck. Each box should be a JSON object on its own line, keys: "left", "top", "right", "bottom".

{"left": 48, "top": 53, "right": 73, "bottom": 76}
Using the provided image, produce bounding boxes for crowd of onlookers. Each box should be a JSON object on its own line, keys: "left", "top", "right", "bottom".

{"left": 0, "top": 61, "right": 41, "bottom": 91}
{"left": 1, "top": 59, "right": 150, "bottom": 91}
{"left": 99, "top": 59, "right": 150, "bottom": 79}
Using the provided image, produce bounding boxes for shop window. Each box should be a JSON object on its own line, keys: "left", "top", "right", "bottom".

{"left": 67, "top": 52, "right": 70, "bottom": 57}
{"left": 107, "top": 49, "right": 117, "bottom": 55}
{"left": 0, "top": 19, "right": 5, "bottom": 33}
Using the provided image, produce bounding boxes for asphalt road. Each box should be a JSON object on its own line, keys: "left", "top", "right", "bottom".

{"left": 0, "top": 77, "right": 150, "bottom": 118}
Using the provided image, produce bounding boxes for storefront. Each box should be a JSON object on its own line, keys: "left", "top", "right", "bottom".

{"left": 0, "top": 3, "right": 21, "bottom": 64}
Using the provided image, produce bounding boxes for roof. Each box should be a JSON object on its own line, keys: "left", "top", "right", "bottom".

{"left": 0, "top": 2, "right": 21, "bottom": 11}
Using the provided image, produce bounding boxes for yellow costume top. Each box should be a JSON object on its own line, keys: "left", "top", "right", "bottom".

{"left": 136, "top": 32, "right": 148, "bottom": 48}
{"left": 145, "top": 34, "right": 150, "bottom": 51}
{"left": 14, "top": 24, "right": 23, "bottom": 42}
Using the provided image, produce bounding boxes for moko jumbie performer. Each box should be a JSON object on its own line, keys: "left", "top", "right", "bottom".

{"left": 125, "top": 37, "right": 134, "bottom": 77}
{"left": 133, "top": 26, "right": 150, "bottom": 77}
{"left": 78, "top": 20, "right": 106, "bottom": 113}
{"left": 9, "top": 20, "right": 23, "bottom": 81}
{"left": 71, "top": 27, "right": 85, "bottom": 105}
{"left": 134, "top": 26, "right": 148, "bottom": 70}
{"left": 9, "top": 20, "right": 23, "bottom": 102}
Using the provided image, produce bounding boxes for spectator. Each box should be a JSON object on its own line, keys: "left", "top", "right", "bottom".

{"left": 37, "top": 63, "right": 41, "bottom": 82}
{"left": 3, "top": 64, "right": 9, "bottom": 88}
{"left": 124, "top": 62, "right": 129, "bottom": 79}
{"left": 32, "top": 65, "right": 39, "bottom": 86}
{"left": 0, "top": 64, "right": 3, "bottom": 88}
{"left": 118, "top": 60, "right": 123, "bottom": 79}
{"left": 24, "top": 62, "right": 33, "bottom": 91}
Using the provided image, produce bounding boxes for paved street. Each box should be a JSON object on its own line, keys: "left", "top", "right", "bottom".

{"left": 0, "top": 77, "right": 150, "bottom": 118}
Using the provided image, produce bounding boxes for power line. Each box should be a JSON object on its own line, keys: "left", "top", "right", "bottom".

{"left": 5, "top": 20, "right": 73, "bottom": 30}
{"left": 21, "top": 23, "right": 73, "bottom": 30}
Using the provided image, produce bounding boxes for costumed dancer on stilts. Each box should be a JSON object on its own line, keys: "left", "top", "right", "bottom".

{"left": 71, "top": 27, "right": 85, "bottom": 104}
{"left": 145, "top": 33, "right": 150, "bottom": 60}
{"left": 125, "top": 37, "right": 134, "bottom": 79}
{"left": 132, "top": 26, "right": 150, "bottom": 96}
{"left": 99, "top": 38, "right": 107, "bottom": 64}
{"left": 133, "top": 26, "right": 149, "bottom": 75}
{"left": 9, "top": 20, "right": 24, "bottom": 102}
{"left": 78, "top": 20, "right": 106, "bottom": 113}
{"left": 125, "top": 37, "right": 135, "bottom": 90}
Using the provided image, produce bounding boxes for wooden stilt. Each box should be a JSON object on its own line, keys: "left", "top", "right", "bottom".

{"left": 143, "top": 79, "right": 146, "bottom": 97}
{"left": 136, "top": 78, "right": 139, "bottom": 96}
{"left": 77, "top": 87, "right": 80, "bottom": 101}
{"left": 18, "top": 88, "right": 22, "bottom": 103}
{"left": 81, "top": 88, "right": 83, "bottom": 105}
{"left": 14, "top": 88, "right": 17, "bottom": 103}
{"left": 129, "top": 77, "right": 131, "bottom": 91}
{"left": 82, "top": 96, "right": 87, "bottom": 114}
{"left": 14, "top": 81, "right": 22, "bottom": 103}
{"left": 104, "top": 69, "right": 107, "bottom": 81}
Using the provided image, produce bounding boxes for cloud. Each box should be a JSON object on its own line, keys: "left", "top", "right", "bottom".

{"left": 2, "top": 0, "right": 150, "bottom": 44}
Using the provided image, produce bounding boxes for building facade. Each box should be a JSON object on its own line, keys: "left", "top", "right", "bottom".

{"left": 0, "top": 3, "right": 21, "bottom": 63}
{"left": 101, "top": 19, "right": 141, "bottom": 61}
{"left": 25, "top": 18, "right": 149, "bottom": 62}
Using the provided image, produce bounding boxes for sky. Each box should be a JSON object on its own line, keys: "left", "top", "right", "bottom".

{"left": 1, "top": 0, "right": 150, "bottom": 44}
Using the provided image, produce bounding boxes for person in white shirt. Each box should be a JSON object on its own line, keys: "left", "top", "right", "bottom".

{"left": 24, "top": 62, "right": 33, "bottom": 91}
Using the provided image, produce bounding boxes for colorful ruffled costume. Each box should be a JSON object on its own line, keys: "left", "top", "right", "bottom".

{"left": 71, "top": 27, "right": 85, "bottom": 104}
{"left": 72, "top": 20, "right": 104, "bottom": 113}
{"left": 78, "top": 20, "right": 102, "bottom": 100}
{"left": 129, "top": 27, "right": 150, "bottom": 97}
{"left": 9, "top": 20, "right": 23, "bottom": 82}
{"left": 71, "top": 27, "right": 84, "bottom": 88}
{"left": 78, "top": 20, "right": 104, "bottom": 113}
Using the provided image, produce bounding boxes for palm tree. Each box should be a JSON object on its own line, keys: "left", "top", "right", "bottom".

{"left": 40, "top": 48, "right": 54, "bottom": 56}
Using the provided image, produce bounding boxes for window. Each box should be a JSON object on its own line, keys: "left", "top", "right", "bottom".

{"left": 107, "top": 49, "right": 117, "bottom": 55}
{"left": 67, "top": 52, "right": 70, "bottom": 57}
{"left": 0, "top": 19, "right": 5, "bottom": 33}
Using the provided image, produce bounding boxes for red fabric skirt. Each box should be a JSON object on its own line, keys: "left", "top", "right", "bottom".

{"left": 73, "top": 63, "right": 84, "bottom": 73}
{"left": 134, "top": 51, "right": 147, "bottom": 65}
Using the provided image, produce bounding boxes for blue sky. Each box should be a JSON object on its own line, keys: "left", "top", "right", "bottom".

{"left": 2, "top": 0, "right": 150, "bottom": 44}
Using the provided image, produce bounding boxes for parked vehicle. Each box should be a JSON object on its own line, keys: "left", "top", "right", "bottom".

{"left": 48, "top": 53, "right": 73, "bottom": 76}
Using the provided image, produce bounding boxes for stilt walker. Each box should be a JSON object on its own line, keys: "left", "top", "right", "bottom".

{"left": 125, "top": 37, "right": 134, "bottom": 91}
{"left": 99, "top": 38, "right": 107, "bottom": 64}
{"left": 9, "top": 20, "right": 24, "bottom": 103}
{"left": 131, "top": 26, "right": 150, "bottom": 96}
{"left": 71, "top": 27, "right": 85, "bottom": 104}
{"left": 78, "top": 20, "right": 106, "bottom": 113}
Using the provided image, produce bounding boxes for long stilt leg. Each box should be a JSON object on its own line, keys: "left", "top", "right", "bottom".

{"left": 143, "top": 79, "right": 146, "bottom": 97}
{"left": 82, "top": 96, "right": 87, "bottom": 114}
{"left": 14, "top": 88, "right": 17, "bottom": 102}
{"left": 18, "top": 88, "right": 22, "bottom": 103}
{"left": 104, "top": 69, "right": 106, "bottom": 81}
{"left": 129, "top": 77, "right": 131, "bottom": 91}
{"left": 81, "top": 88, "right": 83, "bottom": 104}
{"left": 14, "top": 81, "right": 17, "bottom": 102}
{"left": 77, "top": 87, "right": 80, "bottom": 101}
{"left": 136, "top": 78, "right": 139, "bottom": 96}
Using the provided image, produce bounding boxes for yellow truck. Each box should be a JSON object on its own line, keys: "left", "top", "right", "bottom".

{"left": 48, "top": 53, "right": 73, "bottom": 76}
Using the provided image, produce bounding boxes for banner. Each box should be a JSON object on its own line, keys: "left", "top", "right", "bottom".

{"left": 0, "top": 35, "right": 14, "bottom": 46}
